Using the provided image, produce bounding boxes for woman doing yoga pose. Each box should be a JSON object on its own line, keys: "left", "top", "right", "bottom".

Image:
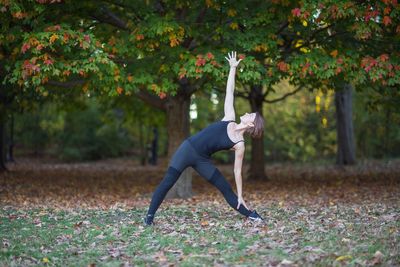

{"left": 144, "top": 51, "right": 265, "bottom": 226}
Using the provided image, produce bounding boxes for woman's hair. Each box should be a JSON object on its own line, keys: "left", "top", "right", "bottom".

{"left": 245, "top": 111, "right": 264, "bottom": 139}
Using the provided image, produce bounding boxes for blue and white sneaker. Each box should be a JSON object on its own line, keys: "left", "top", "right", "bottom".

{"left": 247, "top": 210, "right": 264, "bottom": 222}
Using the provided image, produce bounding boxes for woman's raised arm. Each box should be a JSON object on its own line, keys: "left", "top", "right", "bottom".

{"left": 222, "top": 51, "right": 242, "bottom": 121}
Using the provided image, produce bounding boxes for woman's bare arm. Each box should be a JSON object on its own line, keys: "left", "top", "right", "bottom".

{"left": 222, "top": 52, "right": 242, "bottom": 121}
{"left": 233, "top": 143, "right": 245, "bottom": 197}
{"left": 233, "top": 142, "right": 250, "bottom": 210}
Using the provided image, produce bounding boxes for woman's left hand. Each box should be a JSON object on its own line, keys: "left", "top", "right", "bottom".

{"left": 237, "top": 196, "right": 250, "bottom": 210}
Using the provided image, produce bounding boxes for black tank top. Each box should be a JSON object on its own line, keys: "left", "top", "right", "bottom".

{"left": 187, "top": 120, "right": 244, "bottom": 158}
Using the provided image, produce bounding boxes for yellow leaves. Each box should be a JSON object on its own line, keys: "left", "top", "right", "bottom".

{"left": 300, "top": 47, "right": 310, "bottom": 53}
{"left": 113, "top": 68, "right": 120, "bottom": 82}
{"left": 169, "top": 27, "right": 184, "bottom": 47}
{"left": 315, "top": 95, "right": 321, "bottom": 105}
{"left": 7, "top": 34, "right": 15, "bottom": 42}
{"left": 330, "top": 50, "right": 338, "bottom": 58}
{"left": 315, "top": 89, "right": 333, "bottom": 127}
{"left": 42, "top": 257, "right": 50, "bottom": 263}
{"left": 230, "top": 22, "right": 239, "bottom": 30}
{"left": 322, "top": 117, "right": 328, "bottom": 128}
{"left": 200, "top": 220, "right": 209, "bottom": 226}
{"left": 227, "top": 9, "right": 237, "bottom": 17}
{"left": 49, "top": 34, "right": 58, "bottom": 44}
{"left": 159, "top": 64, "right": 168, "bottom": 73}
{"left": 82, "top": 82, "right": 89, "bottom": 93}
{"left": 335, "top": 255, "right": 352, "bottom": 261}
{"left": 127, "top": 75, "right": 133, "bottom": 82}
{"left": 253, "top": 44, "right": 267, "bottom": 52}
{"left": 164, "top": 26, "right": 174, "bottom": 33}
{"left": 169, "top": 34, "right": 180, "bottom": 47}
{"left": 294, "top": 39, "right": 303, "bottom": 48}
{"left": 205, "top": 0, "right": 219, "bottom": 8}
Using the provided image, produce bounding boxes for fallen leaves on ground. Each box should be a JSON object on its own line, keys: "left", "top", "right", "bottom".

{"left": 0, "top": 157, "right": 399, "bottom": 266}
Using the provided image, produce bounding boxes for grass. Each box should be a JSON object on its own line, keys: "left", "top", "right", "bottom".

{"left": 1, "top": 203, "right": 399, "bottom": 266}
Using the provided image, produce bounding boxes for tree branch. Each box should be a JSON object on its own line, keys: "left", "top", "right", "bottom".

{"left": 90, "top": 6, "right": 128, "bottom": 31}
{"left": 47, "top": 79, "right": 85, "bottom": 88}
{"left": 136, "top": 87, "right": 167, "bottom": 111}
{"left": 265, "top": 85, "right": 303, "bottom": 103}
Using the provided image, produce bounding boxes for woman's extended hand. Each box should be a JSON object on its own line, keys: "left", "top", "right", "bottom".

{"left": 237, "top": 195, "right": 250, "bottom": 210}
{"left": 225, "top": 51, "right": 242, "bottom": 68}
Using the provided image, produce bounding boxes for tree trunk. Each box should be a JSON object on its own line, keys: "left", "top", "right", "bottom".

{"left": 335, "top": 83, "right": 356, "bottom": 165}
{"left": 164, "top": 90, "right": 192, "bottom": 199}
{"left": 247, "top": 85, "right": 267, "bottom": 181}
{"left": 7, "top": 113, "right": 15, "bottom": 162}
{"left": 0, "top": 111, "right": 7, "bottom": 172}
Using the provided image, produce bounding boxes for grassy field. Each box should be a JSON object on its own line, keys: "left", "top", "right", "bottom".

{"left": 0, "top": 158, "right": 399, "bottom": 266}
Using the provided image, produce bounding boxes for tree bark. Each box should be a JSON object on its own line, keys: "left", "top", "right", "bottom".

{"left": 164, "top": 90, "right": 193, "bottom": 199}
{"left": 335, "top": 83, "right": 356, "bottom": 165}
{"left": 247, "top": 85, "right": 267, "bottom": 181}
{"left": 0, "top": 111, "right": 7, "bottom": 172}
{"left": 7, "top": 113, "right": 15, "bottom": 162}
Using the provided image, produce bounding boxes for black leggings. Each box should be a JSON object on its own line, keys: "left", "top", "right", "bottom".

{"left": 146, "top": 140, "right": 252, "bottom": 218}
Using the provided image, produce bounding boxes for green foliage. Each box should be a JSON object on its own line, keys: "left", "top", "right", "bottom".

{"left": 13, "top": 98, "right": 133, "bottom": 161}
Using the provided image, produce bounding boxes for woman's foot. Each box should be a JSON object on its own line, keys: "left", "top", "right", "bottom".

{"left": 247, "top": 210, "right": 264, "bottom": 222}
{"left": 144, "top": 214, "right": 154, "bottom": 226}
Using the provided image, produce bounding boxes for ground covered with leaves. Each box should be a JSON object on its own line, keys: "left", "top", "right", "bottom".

{"left": 1, "top": 158, "right": 399, "bottom": 266}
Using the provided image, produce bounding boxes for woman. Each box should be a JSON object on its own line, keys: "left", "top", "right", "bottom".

{"left": 144, "top": 51, "right": 265, "bottom": 226}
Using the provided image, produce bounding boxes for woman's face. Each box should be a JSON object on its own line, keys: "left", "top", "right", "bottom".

{"left": 240, "top": 112, "right": 256, "bottom": 126}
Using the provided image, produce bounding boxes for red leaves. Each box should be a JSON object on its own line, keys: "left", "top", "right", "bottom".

{"left": 195, "top": 55, "right": 206, "bottom": 66}
{"left": 135, "top": 34, "right": 144, "bottom": 41}
{"left": 22, "top": 59, "right": 41, "bottom": 78}
{"left": 84, "top": 34, "right": 91, "bottom": 43}
{"left": 277, "top": 61, "right": 289, "bottom": 72}
{"left": 21, "top": 43, "right": 31, "bottom": 54}
{"left": 116, "top": 87, "right": 123, "bottom": 95}
{"left": 43, "top": 59, "right": 53, "bottom": 65}
{"left": 291, "top": 8, "right": 301, "bottom": 17}
{"left": 45, "top": 25, "right": 61, "bottom": 32}
{"left": 383, "top": 16, "right": 392, "bottom": 26}
{"left": 361, "top": 56, "right": 377, "bottom": 72}
{"left": 158, "top": 92, "right": 167, "bottom": 99}
{"left": 178, "top": 68, "right": 186, "bottom": 79}
{"left": 380, "top": 54, "right": 389, "bottom": 62}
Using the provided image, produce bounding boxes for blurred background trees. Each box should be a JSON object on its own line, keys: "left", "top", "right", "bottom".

{"left": 1, "top": 0, "right": 399, "bottom": 199}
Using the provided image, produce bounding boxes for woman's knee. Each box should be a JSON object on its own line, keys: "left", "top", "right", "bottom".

{"left": 160, "top": 166, "right": 182, "bottom": 188}
{"left": 209, "top": 168, "right": 232, "bottom": 190}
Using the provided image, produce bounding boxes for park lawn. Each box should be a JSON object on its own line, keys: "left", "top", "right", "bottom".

{"left": 1, "top": 202, "right": 398, "bottom": 266}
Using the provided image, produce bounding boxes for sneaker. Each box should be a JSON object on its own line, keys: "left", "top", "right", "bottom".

{"left": 247, "top": 210, "right": 264, "bottom": 222}
{"left": 144, "top": 214, "right": 154, "bottom": 226}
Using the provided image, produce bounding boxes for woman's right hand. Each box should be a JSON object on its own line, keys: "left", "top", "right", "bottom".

{"left": 237, "top": 195, "right": 250, "bottom": 210}
{"left": 225, "top": 51, "right": 242, "bottom": 68}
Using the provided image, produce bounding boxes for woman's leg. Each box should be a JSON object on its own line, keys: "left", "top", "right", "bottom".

{"left": 193, "top": 161, "right": 252, "bottom": 217}
{"left": 145, "top": 140, "right": 194, "bottom": 224}
{"left": 145, "top": 166, "right": 182, "bottom": 219}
